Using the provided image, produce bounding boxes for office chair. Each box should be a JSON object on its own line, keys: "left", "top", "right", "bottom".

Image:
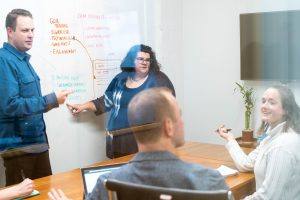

{"left": 104, "top": 179, "right": 233, "bottom": 200}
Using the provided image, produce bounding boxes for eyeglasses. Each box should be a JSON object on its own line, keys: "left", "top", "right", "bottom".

{"left": 136, "top": 57, "right": 151, "bottom": 63}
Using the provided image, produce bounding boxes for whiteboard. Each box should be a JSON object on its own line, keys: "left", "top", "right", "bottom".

{"left": 0, "top": 0, "right": 145, "bottom": 172}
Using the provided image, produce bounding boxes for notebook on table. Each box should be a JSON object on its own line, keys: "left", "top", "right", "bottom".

{"left": 216, "top": 165, "right": 238, "bottom": 177}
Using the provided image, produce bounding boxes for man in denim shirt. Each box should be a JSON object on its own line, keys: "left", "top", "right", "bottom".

{"left": 0, "top": 9, "right": 71, "bottom": 186}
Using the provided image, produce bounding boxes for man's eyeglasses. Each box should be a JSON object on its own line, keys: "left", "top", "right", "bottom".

{"left": 136, "top": 57, "right": 151, "bottom": 63}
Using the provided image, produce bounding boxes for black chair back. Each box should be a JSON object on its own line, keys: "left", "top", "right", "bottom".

{"left": 104, "top": 179, "right": 232, "bottom": 200}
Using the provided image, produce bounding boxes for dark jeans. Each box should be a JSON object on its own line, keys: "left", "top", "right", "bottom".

{"left": 106, "top": 132, "right": 138, "bottom": 159}
{"left": 3, "top": 150, "right": 52, "bottom": 186}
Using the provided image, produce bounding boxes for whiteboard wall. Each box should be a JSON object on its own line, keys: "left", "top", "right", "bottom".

{"left": 0, "top": 0, "right": 158, "bottom": 173}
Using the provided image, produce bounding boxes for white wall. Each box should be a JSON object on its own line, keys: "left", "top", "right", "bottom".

{"left": 182, "top": 0, "right": 242, "bottom": 144}
{"left": 44, "top": 0, "right": 183, "bottom": 173}
{"left": 182, "top": 0, "right": 300, "bottom": 144}
{"left": 156, "top": 0, "right": 184, "bottom": 107}
{"left": 3, "top": 0, "right": 300, "bottom": 173}
{"left": 0, "top": 0, "right": 183, "bottom": 174}
{"left": 44, "top": 0, "right": 300, "bottom": 172}
{"left": 42, "top": 0, "right": 300, "bottom": 171}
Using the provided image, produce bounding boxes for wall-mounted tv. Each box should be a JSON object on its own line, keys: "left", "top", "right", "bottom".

{"left": 240, "top": 10, "right": 300, "bottom": 80}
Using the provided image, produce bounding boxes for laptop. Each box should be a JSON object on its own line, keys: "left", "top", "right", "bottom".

{"left": 81, "top": 163, "right": 126, "bottom": 198}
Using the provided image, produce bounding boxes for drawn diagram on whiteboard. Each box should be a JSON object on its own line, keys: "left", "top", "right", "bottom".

{"left": 46, "top": 11, "right": 139, "bottom": 99}
{"left": 71, "top": 36, "right": 120, "bottom": 97}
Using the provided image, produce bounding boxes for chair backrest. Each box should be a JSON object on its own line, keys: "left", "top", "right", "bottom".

{"left": 104, "top": 179, "right": 232, "bottom": 200}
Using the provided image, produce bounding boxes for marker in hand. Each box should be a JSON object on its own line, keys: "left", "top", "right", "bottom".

{"left": 21, "top": 169, "right": 26, "bottom": 180}
{"left": 215, "top": 128, "right": 232, "bottom": 133}
{"left": 66, "top": 104, "right": 77, "bottom": 114}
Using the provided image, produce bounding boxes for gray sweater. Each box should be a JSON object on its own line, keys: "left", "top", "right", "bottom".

{"left": 87, "top": 151, "right": 228, "bottom": 200}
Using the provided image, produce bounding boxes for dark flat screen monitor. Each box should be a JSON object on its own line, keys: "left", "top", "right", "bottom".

{"left": 240, "top": 10, "right": 300, "bottom": 80}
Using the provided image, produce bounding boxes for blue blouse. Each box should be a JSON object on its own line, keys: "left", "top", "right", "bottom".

{"left": 92, "top": 71, "right": 175, "bottom": 131}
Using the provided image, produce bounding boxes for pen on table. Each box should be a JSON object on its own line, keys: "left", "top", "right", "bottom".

{"left": 215, "top": 128, "right": 232, "bottom": 133}
{"left": 21, "top": 169, "right": 26, "bottom": 180}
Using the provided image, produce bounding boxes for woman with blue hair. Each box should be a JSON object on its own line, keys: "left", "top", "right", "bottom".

{"left": 68, "top": 44, "right": 175, "bottom": 158}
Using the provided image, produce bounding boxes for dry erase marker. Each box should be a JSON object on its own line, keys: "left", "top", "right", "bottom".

{"left": 215, "top": 128, "right": 232, "bottom": 133}
{"left": 21, "top": 169, "right": 26, "bottom": 180}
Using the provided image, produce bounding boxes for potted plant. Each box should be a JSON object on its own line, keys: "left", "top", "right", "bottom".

{"left": 235, "top": 82, "right": 255, "bottom": 142}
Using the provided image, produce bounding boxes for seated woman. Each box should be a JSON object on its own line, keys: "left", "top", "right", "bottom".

{"left": 0, "top": 178, "right": 34, "bottom": 200}
{"left": 67, "top": 44, "right": 175, "bottom": 158}
{"left": 217, "top": 85, "right": 300, "bottom": 199}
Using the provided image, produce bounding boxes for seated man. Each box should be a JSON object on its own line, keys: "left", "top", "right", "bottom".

{"left": 49, "top": 87, "right": 228, "bottom": 200}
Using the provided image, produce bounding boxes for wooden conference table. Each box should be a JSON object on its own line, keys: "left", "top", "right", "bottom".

{"left": 30, "top": 142, "right": 255, "bottom": 200}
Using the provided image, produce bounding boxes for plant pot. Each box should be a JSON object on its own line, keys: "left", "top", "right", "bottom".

{"left": 242, "top": 130, "right": 254, "bottom": 142}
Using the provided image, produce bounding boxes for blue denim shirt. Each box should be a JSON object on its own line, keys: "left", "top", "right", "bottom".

{"left": 0, "top": 42, "right": 58, "bottom": 151}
